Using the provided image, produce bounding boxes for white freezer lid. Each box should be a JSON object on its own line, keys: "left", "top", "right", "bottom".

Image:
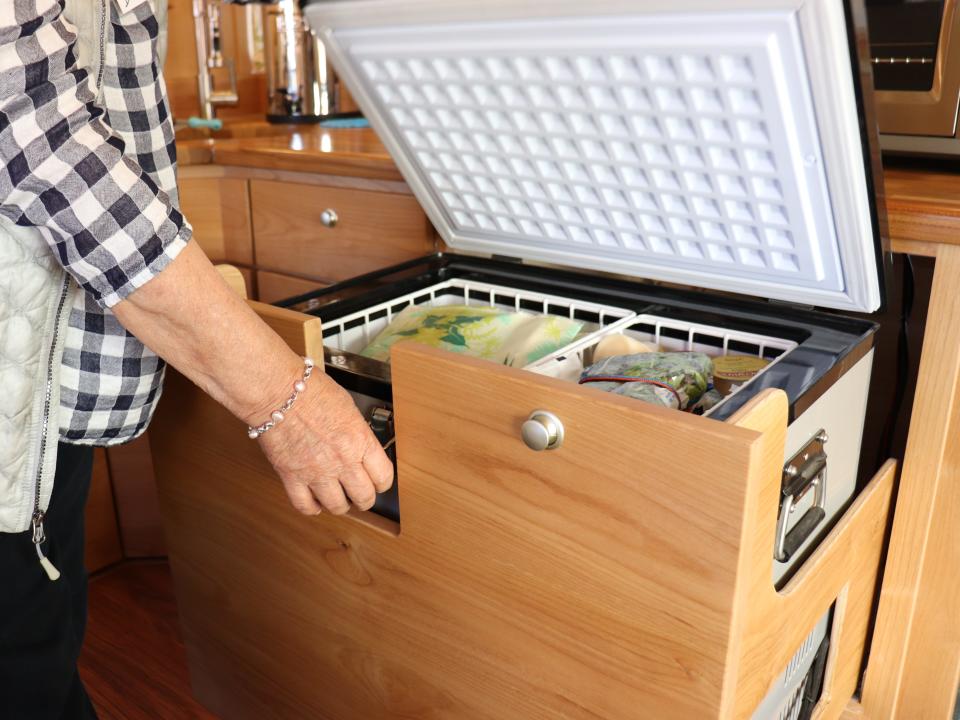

{"left": 305, "top": 0, "right": 885, "bottom": 312}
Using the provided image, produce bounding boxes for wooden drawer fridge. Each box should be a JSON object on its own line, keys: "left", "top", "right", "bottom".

{"left": 151, "top": 1, "right": 895, "bottom": 718}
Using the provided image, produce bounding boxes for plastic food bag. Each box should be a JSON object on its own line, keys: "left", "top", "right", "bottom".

{"left": 579, "top": 352, "right": 713, "bottom": 410}
{"left": 360, "top": 304, "right": 583, "bottom": 367}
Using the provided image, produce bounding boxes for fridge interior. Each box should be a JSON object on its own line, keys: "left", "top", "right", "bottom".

{"left": 320, "top": 276, "right": 636, "bottom": 366}
{"left": 529, "top": 313, "right": 798, "bottom": 417}
{"left": 319, "top": 274, "right": 799, "bottom": 419}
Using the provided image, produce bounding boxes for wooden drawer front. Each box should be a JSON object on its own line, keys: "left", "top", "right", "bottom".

{"left": 256, "top": 270, "right": 327, "bottom": 304}
{"left": 179, "top": 177, "right": 253, "bottom": 265}
{"left": 251, "top": 180, "right": 433, "bottom": 283}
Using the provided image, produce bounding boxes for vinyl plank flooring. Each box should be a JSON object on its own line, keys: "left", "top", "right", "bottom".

{"left": 79, "top": 561, "right": 219, "bottom": 720}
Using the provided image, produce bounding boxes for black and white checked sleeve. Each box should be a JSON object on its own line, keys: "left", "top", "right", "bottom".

{"left": 0, "top": 0, "right": 190, "bottom": 309}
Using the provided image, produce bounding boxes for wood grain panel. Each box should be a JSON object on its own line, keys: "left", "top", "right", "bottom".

{"left": 256, "top": 270, "right": 327, "bottom": 304}
{"left": 724, "top": 391, "right": 894, "bottom": 718}
{"left": 107, "top": 436, "right": 166, "bottom": 559}
{"left": 84, "top": 449, "right": 123, "bottom": 573}
{"left": 151, "top": 344, "right": 764, "bottom": 719}
{"left": 79, "top": 562, "right": 219, "bottom": 720}
{"left": 861, "top": 242, "right": 960, "bottom": 718}
{"left": 237, "top": 265, "right": 254, "bottom": 300}
{"left": 248, "top": 300, "right": 324, "bottom": 360}
{"left": 251, "top": 179, "right": 433, "bottom": 282}
{"left": 179, "top": 176, "right": 253, "bottom": 265}
{"left": 886, "top": 167, "right": 960, "bottom": 257}
{"left": 215, "top": 264, "right": 249, "bottom": 299}
{"left": 215, "top": 131, "right": 406, "bottom": 181}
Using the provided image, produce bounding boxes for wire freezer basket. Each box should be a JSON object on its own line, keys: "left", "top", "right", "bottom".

{"left": 529, "top": 312, "right": 798, "bottom": 416}
{"left": 320, "top": 276, "right": 637, "bottom": 366}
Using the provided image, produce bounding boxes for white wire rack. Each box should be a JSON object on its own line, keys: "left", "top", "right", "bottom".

{"left": 529, "top": 312, "right": 797, "bottom": 416}
{"left": 321, "top": 277, "right": 636, "bottom": 366}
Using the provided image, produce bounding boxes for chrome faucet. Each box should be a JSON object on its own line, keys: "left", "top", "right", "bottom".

{"left": 192, "top": 0, "right": 239, "bottom": 120}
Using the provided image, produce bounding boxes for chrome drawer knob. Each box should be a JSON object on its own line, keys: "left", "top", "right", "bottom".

{"left": 320, "top": 209, "right": 339, "bottom": 228}
{"left": 521, "top": 411, "right": 564, "bottom": 451}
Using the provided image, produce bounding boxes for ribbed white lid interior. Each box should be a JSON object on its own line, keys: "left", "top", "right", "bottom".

{"left": 307, "top": 0, "right": 883, "bottom": 312}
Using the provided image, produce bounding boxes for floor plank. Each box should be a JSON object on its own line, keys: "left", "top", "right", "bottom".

{"left": 79, "top": 561, "right": 219, "bottom": 720}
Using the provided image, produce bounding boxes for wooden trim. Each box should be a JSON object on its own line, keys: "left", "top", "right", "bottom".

{"left": 248, "top": 300, "right": 324, "bottom": 360}
{"left": 840, "top": 699, "right": 866, "bottom": 719}
{"left": 890, "top": 238, "right": 940, "bottom": 257}
{"left": 723, "top": 387, "right": 895, "bottom": 717}
{"left": 860, "top": 242, "right": 960, "bottom": 718}
{"left": 178, "top": 160, "right": 413, "bottom": 195}
{"left": 85, "top": 449, "right": 124, "bottom": 572}
{"left": 256, "top": 270, "right": 328, "bottom": 304}
{"left": 215, "top": 265, "right": 249, "bottom": 299}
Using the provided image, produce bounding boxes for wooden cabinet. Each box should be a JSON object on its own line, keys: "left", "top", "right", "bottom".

{"left": 106, "top": 436, "right": 166, "bottom": 558}
{"left": 150, "top": 306, "right": 896, "bottom": 720}
{"left": 178, "top": 176, "right": 253, "bottom": 266}
{"left": 251, "top": 179, "right": 434, "bottom": 284}
{"left": 175, "top": 169, "right": 436, "bottom": 303}
{"left": 84, "top": 449, "right": 123, "bottom": 573}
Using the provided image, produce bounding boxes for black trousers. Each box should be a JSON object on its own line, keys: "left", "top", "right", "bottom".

{"left": 0, "top": 442, "right": 99, "bottom": 719}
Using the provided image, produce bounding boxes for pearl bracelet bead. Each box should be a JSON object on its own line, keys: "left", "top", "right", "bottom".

{"left": 247, "top": 357, "right": 315, "bottom": 440}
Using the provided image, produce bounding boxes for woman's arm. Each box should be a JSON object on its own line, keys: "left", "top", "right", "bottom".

{"left": 0, "top": 2, "right": 391, "bottom": 513}
{"left": 112, "top": 241, "right": 393, "bottom": 515}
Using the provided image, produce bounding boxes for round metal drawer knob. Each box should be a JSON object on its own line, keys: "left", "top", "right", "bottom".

{"left": 320, "top": 208, "right": 339, "bottom": 228}
{"left": 521, "top": 411, "right": 564, "bottom": 451}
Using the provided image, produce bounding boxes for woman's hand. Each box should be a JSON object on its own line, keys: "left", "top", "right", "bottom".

{"left": 258, "top": 374, "right": 394, "bottom": 515}
{"left": 112, "top": 241, "right": 394, "bottom": 516}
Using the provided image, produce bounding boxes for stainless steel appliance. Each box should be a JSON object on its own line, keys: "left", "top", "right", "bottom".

{"left": 192, "top": 0, "right": 240, "bottom": 120}
{"left": 217, "top": 0, "right": 343, "bottom": 122}
{"left": 867, "top": 0, "right": 960, "bottom": 155}
{"left": 293, "top": 2, "right": 886, "bottom": 717}
{"left": 262, "top": 0, "right": 339, "bottom": 122}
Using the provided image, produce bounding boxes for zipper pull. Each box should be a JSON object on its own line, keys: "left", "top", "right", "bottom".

{"left": 31, "top": 512, "right": 61, "bottom": 581}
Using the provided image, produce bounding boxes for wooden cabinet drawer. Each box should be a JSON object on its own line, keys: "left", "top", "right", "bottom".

{"left": 251, "top": 180, "right": 434, "bottom": 283}
{"left": 257, "top": 270, "right": 328, "bottom": 304}
{"left": 179, "top": 177, "right": 253, "bottom": 265}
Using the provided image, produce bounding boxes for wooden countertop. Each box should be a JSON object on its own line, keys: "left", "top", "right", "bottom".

{"left": 178, "top": 125, "right": 402, "bottom": 181}
{"left": 885, "top": 166, "right": 960, "bottom": 257}
{"left": 176, "top": 122, "right": 960, "bottom": 257}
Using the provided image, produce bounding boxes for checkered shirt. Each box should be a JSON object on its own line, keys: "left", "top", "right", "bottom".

{"left": 0, "top": 0, "right": 191, "bottom": 445}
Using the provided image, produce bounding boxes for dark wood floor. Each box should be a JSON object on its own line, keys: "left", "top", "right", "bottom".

{"left": 79, "top": 561, "right": 219, "bottom": 720}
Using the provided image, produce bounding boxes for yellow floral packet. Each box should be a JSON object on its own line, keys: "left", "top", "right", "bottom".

{"left": 360, "top": 304, "right": 583, "bottom": 367}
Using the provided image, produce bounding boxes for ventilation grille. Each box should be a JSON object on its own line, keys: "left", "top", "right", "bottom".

{"left": 364, "top": 48, "right": 817, "bottom": 283}
{"left": 784, "top": 628, "right": 819, "bottom": 686}
{"left": 778, "top": 676, "right": 810, "bottom": 720}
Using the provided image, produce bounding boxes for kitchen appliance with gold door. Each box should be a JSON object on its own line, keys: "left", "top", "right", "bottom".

{"left": 150, "top": 1, "right": 895, "bottom": 718}
{"left": 867, "top": 0, "right": 960, "bottom": 154}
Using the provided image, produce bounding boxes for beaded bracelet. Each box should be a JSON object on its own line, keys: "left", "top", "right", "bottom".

{"left": 247, "top": 357, "right": 315, "bottom": 440}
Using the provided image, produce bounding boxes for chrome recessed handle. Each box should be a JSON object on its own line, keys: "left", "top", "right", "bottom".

{"left": 320, "top": 208, "right": 339, "bottom": 228}
{"left": 521, "top": 411, "right": 564, "bottom": 451}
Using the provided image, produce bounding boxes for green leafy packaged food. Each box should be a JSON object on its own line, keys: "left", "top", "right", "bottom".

{"left": 579, "top": 352, "right": 713, "bottom": 410}
{"left": 360, "top": 304, "right": 584, "bottom": 367}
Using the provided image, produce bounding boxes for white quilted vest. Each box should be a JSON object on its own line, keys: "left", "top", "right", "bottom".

{"left": 0, "top": 0, "right": 169, "bottom": 535}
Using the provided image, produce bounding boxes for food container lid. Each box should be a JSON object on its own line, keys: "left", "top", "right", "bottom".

{"left": 305, "top": 0, "right": 886, "bottom": 312}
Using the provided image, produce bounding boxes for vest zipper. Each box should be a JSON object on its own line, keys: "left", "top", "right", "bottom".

{"left": 31, "top": 275, "right": 71, "bottom": 582}
{"left": 96, "top": 0, "right": 107, "bottom": 90}
{"left": 31, "top": 0, "right": 107, "bottom": 580}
